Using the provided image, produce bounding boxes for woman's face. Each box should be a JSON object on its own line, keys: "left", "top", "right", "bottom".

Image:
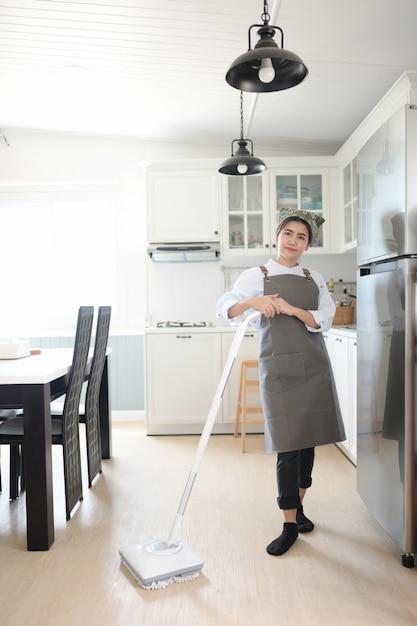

{"left": 276, "top": 219, "right": 310, "bottom": 264}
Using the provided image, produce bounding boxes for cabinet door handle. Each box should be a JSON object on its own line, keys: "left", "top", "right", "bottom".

{"left": 176, "top": 335, "right": 192, "bottom": 339}
{"left": 244, "top": 333, "right": 255, "bottom": 338}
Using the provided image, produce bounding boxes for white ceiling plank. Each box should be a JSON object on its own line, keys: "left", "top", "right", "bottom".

{"left": 0, "top": 0, "right": 416, "bottom": 153}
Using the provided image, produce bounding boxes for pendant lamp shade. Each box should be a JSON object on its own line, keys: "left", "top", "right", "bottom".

{"left": 219, "top": 91, "right": 267, "bottom": 176}
{"left": 226, "top": 3, "right": 308, "bottom": 93}
{"left": 219, "top": 139, "right": 267, "bottom": 176}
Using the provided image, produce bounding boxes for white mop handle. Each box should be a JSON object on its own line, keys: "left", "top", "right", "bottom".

{"left": 166, "top": 312, "right": 259, "bottom": 546}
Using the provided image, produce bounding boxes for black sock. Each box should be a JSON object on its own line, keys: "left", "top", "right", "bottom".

{"left": 296, "top": 506, "right": 314, "bottom": 533}
{"left": 266, "top": 523, "right": 298, "bottom": 556}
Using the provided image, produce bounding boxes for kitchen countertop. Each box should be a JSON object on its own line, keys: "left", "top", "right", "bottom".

{"left": 145, "top": 324, "right": 357, "bottom": 335}
{"left": 329, "top": 324, "right": 357, "bottom": 336}
{"left": 144, "top": 324, "right": 251, "bottom": 334}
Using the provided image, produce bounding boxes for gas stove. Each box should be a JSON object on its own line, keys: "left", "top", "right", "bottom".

{"left": 156, "top": 321, "right": 208, "bottom": 328}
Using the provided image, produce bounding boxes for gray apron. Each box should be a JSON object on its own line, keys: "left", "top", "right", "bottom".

{"left": 258, "top": 267, "right": 345, "bottom": 454}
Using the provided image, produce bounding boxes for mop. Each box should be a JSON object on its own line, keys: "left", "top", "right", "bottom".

{"left": 119, "top": 311, "right": 259, "bottom": 589}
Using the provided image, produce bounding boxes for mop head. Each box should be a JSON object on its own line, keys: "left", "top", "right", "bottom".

{"left": 129, "top": 569, "right": 200, "bottom": 591}
{"left": 119, "top": 541, "right": 204, "bottom": 591}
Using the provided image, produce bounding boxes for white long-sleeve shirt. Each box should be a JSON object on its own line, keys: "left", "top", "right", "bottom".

{"left": 216, "top": 258, "right": 335, "bottom": 332}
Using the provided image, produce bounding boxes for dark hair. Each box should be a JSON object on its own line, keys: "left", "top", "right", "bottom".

{"left": 277, "top": 216, "right": 313, "bottom": 244}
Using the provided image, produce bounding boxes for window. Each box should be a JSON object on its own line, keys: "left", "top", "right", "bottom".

{"left": 0, "top": 187, "right": 118, "bottom": 336}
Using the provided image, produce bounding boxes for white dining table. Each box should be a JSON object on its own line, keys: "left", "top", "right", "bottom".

{"left": 0, "top": 348, "right": 112, "bottom": 550}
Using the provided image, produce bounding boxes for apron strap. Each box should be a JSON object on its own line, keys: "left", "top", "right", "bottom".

{"left": 303, "top": 268, "right": 312, "bottom": 280}
{"left": 261, "top": 265, "right": 312, "bottom": 280}
{"left": 259, "top": 265, "right": 270, "bottom": 281}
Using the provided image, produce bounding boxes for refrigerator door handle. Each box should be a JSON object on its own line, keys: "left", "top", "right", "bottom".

{"left": 404, "top": 269, "right": 417, "bottom": 552}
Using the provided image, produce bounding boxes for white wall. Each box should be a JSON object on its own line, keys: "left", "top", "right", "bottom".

{"left": 0, "top": 129, "right": 325, "bottom": 333}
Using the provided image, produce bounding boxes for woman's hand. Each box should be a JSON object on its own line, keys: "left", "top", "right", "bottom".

{"left": 273, "top": 296, "right": 295, "bottom": 316}
{"left": 227, "top": 293, "right": 318, "bottom": 328}
{"left": 251, "top": 294, "right": 280, "bottom": 317}
{"left": 273, "top": 297, "right": 320, "bottom": 329}
{"left": 248, "top": 294, "right": 296, "bottom": 318}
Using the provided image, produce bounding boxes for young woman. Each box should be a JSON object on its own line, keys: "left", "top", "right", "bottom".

{"left": 216, "top": 207, "right": 345, "bottom": 556}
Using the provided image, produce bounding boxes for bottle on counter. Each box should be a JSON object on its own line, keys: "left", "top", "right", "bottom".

{"left": 328, "top": 278, "right": 334, "bottom": 292}
{"left": 341, "top": 288, "right": 350, "bottom": 306}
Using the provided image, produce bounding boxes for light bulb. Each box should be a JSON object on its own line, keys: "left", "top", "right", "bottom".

{"left": 258, "top": 58, "right": 275, "bottom": 83}
{"left": 237, "top": 163, "right": 248, "bottom": 174}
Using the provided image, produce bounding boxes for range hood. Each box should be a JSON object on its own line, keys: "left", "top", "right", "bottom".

{"left": 147, "top": 242, "right": 220, "bottom": 262}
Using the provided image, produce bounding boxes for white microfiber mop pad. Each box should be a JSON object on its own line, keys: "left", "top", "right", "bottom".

{"left": 139, "top": 570, "right": 200, "bottom": 591}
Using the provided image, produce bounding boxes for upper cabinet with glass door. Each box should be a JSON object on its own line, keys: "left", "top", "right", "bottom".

{"left": 342, "top": 158, "right": 358, "bottom": 250}
{"left": 270, "top": 169, "right": 330, "bottom": 253}
{"left": 222, "top": 164, "right": 334, "bottom": 257}
{"left": 223, "top": 173, "right": 269, "bottom": 254}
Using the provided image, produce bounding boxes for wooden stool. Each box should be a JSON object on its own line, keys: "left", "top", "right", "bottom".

{"left": 234, "top": 358, "right": 264, "bottom": 453}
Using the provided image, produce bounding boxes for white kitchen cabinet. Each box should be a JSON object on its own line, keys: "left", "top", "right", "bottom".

{"left": 147, "top": 167, "right": 220, "bottom": 243}
{"left": 221, "top": 329, "right": 261, "bottom": 426}
{"left": 340, "top": 154, "right": 375, "bottom": 253}
{"left": 221, "top": 173, "right": 269, "bottom": 255}
{"left": 270, "top": 168, "right": 331, "bottom": 253}
{"left": 221, "top": 163, "right": 335, "bottom": 258}
{"left": 350, "top": 337, "right": 357, "bottom": 460}
{"left": 145, "top": 328, "right": 260, "bottom": 435}
{"left": 145, "top": 327, "right": 356, "bottom": 446}
{"left": 341, "top": 158, "right": 358, "bottom": 250}
{"left": 323, "top": 329, "right": 357, "bottom": 464}
{"left": 145, "top": 331, "right": 222, "bottom": 434}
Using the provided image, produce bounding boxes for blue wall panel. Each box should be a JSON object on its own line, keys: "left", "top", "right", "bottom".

{"left": 21, "top": 335, "right": 144, "bottom": 411}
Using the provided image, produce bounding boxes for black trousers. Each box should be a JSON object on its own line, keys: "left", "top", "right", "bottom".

{"left": 276, "top": 447, "right": 315, "bottom": 510}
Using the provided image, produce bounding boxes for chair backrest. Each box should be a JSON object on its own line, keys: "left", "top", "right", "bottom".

{"left": 84, "top": 306, "right": 111, "bottom": 484}
{"left": 63, "top": 306, "right": 95, "bottom": 422}
{"left": 85, "top": 306, "right": 111, "bottom": 416}
{"left": 62, "top": 306, "right": 94, "bottom": 517}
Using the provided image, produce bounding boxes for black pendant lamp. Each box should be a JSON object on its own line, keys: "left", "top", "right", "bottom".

{"left": 219, "top": 92, "right": 267, "bottom": 176}
{"left": 226, "top": 1, "right": 308, "bottom": 93}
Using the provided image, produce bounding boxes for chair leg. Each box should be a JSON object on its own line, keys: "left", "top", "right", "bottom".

{"left": 235, "top": 360, "right": 263, "bottom": 453}
{"left": 241, "top": 364, "right": 248, "bottom": 453}
{"left": 234, "top": 364, "right": 244, "bottom": 438}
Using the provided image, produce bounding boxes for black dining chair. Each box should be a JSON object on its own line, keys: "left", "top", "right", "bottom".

{"left": 0, "top": 306, "right": 94, "bottom": 519}
{"left": 82, "top": 306, "right": 111, "bottom": 486}
{"left": 51, "top": 306, "right": 111, "bottom": 487}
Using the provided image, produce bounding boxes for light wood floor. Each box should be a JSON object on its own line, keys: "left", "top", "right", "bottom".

{"left": 1, "top": 422, "right": 417, "bottom": 626}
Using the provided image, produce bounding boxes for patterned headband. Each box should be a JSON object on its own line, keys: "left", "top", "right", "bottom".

{"left": 276, "top": 207, "right": 325, "bottom": 240}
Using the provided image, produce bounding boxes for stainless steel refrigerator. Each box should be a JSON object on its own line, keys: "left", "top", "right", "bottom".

{"left": 357, "top": 103, "right": 417, "bottom": 566}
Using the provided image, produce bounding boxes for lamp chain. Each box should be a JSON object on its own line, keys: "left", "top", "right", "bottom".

{"left": 262, "top": 0, "right": 270, "bottom": 23}
{"left": 240, "top": 90, "right": 244, "bottom": 140}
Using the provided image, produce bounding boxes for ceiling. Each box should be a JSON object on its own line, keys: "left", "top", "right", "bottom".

{"left": 1, "top": 0, "right": 416, "bottom": 155}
